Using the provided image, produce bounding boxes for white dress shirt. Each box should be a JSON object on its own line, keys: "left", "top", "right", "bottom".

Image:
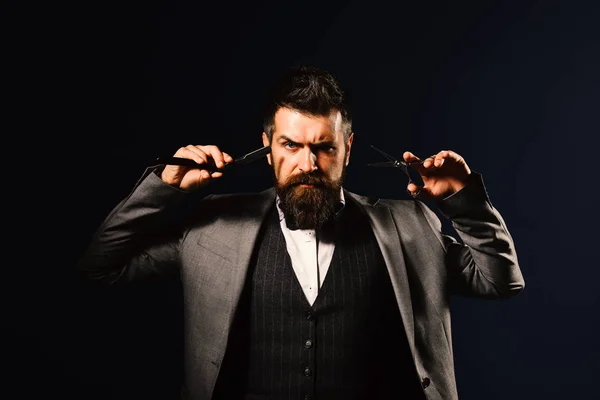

{"left": 275, "top": 190, "right": 345, "bottom": 305}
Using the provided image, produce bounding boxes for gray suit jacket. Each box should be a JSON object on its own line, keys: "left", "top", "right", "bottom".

{"left": 78, "top": 168, "right": 524, "bottom": 400}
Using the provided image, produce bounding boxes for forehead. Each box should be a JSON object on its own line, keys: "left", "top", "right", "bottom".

{"left": 272, "top": 108, "right": 344, "bottom": 142}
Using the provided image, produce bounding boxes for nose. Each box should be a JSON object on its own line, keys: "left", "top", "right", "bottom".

{"left": 298, "top": 147, "right": 318, "bottom": 173}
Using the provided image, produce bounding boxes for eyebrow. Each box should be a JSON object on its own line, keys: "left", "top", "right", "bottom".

{"left": 277, "top": 135, "right": 336, "bottom": 146}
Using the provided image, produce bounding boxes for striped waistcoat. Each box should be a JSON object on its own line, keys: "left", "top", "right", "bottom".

{"left": 213, "top": 199, "right": 423, "bottom": 400}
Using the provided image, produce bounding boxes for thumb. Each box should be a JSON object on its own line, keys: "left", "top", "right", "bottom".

{"left": 406, "top": 182, "right": 432, "bottom": 201}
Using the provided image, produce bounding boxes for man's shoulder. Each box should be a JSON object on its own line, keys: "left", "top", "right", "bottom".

{"left": 344, "top": 189, "right": 422, "bottom": 211}
{"left": 182, "top": 187, "right": 275, "bottom": 229}
{"left": 207, "top": 186, "right": 275, "bottom": 201}
{"left": 201, "top": 187, "right": 276, "bottom": 213}
{"left": 344, "top": 189, "right": 439, "bottom": 229}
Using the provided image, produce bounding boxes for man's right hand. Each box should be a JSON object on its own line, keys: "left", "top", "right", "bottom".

{"left": 160, "top": 145, "right": 234, "bottom": 191}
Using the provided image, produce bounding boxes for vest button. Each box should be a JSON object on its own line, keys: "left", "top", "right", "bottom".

{"left": 304, "top": 339, "right": 313, "bottom": 349}
{"left": 422, "top": 377, "right": 430, "bottom": 388}
{"left": 303, "top": 367, "right": 312, "bottom": 377}
{"left": 306, "top": 312, "right": 314, "bottom": 321}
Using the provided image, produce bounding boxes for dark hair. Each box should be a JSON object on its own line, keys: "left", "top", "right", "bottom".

{"left": 263, "top": 65, "right": 352, "bottom": 141}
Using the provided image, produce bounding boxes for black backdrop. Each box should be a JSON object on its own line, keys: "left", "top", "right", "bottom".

{"left": 7, "top": 0, "right": 600, "bottom": 399}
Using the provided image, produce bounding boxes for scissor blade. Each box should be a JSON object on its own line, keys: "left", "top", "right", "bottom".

{"left": 370, "top": 145, "right": 399, "bottom": 162}
{"left": 155, "top": 145, "right": 271, "bottom": 171}
{"left": 233, "top": 145, "right": 271, "bottom": 165}
{"left": 367, "top": 162, "right": 400, "bottom": 167}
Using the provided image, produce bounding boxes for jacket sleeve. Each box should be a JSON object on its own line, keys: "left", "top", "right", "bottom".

{"left": 418, "top": 172, "right": 525, "bottom": 299}
{"left": 76, "top": 167, "right": 205, "bottom": 285}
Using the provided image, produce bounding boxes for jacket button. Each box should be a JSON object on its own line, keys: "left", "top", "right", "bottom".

{"left": 422, "top": 377, "right": 430, "bottom": 389}
{"left": 306, "top": 312, "right": 314, "bottom": 321}
{"left": 304, "top": 339, "right": 313, "bottom": 349}
{"left": 304, "top": 367, "right": 312, "bottom": 377}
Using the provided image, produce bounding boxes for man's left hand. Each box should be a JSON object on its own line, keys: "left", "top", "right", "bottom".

{"left": 403, "top": 150, "right": 472, "bottom": 200}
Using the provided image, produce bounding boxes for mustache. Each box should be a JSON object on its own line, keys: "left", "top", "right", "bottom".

{"left": 284, "top": 172, "right": 329, "bottom": 187}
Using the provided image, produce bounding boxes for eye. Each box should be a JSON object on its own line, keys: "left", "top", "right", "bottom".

{"left": 283, "top": 141, "right": 298, "bottom": 149}
{"left": 316, "top": 144, "right": 336, "bottom": 152}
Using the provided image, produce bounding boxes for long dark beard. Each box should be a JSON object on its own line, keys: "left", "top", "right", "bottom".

{"left": 275, "top": 169, "right": 345, "bottom": 230}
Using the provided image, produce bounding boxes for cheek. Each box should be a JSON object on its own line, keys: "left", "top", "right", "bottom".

{"left": 323, "top": 155, "right": 346, "bottom": 175}
{"left": 272, "top": 156, "right": 292, "bottom": 179}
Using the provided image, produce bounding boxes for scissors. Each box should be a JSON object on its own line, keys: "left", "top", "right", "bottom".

{"left": 155, "top": 145, "right": 271, "bottom": 173}
{"left": 366, "top": 144, "right": 425, "bottom": 188}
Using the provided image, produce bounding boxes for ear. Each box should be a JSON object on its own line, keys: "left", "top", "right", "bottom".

{"left": 262, "top": 132, "right": 272, "bottom": 165}
{"left": 344, "top": 132, "right": 354, "bottom": 166}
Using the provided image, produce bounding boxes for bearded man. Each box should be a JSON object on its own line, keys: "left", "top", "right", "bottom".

{"left": 77, "top": 66, "right": 524, "bottom": 400}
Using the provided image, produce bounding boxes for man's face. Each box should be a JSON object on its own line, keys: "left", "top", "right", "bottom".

{"left": 262, "top": 107, "right": 354, "bottom": 229}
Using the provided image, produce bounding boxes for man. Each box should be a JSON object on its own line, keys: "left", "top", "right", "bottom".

{"left": 77, "top": 65, "right": 524, "bottom": 400}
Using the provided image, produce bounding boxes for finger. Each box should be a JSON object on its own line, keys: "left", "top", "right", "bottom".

{"left": 406, "top": 182, "right": 422, "bottom": 197}
{"left": 406, "top": 182, "right": 434, "bottom": 201}
{"left": 222, "top": 152, "right": 234, "bottom": 164}
{"left": 403, "top": 152, "right": 428, "bottom": 176}
{"left": 174, "top": 145, "right": 209, "bottom": 165}
{"left": 403, "top": 151, "right": 421, "bottom": 164}
{"left": 422, "top": 154, "right": 439, "bottom": 169}
{"left": 437, "top": 150, "right": 471, "bottom": 176}
{"left": 200, "top": 170, "right": 212, "bottom": 180}
{"left": 198, "top": 169, "right": 218, "bottom": 183}
{"left": 434, "top": 150, "right": 462, "bottom": 166}
{"left": 197, "top": 145, "right": 227, "bottom": 169}
{"left": 428, "top": 150, "right": 443, "bottom": 168}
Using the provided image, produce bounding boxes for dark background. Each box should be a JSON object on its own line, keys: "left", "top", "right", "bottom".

{"left": 8, "top": 0, "right": 599, "bottom": 399}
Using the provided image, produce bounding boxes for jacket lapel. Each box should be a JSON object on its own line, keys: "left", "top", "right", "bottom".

{"left": 196, "top": 188, "right": 276, "bottom": 325}
{"left": 228, "top": 188, "right": 276, "bottom": 310}
{"left": 346, "top": 191, "right": 416, "bottom": 356}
